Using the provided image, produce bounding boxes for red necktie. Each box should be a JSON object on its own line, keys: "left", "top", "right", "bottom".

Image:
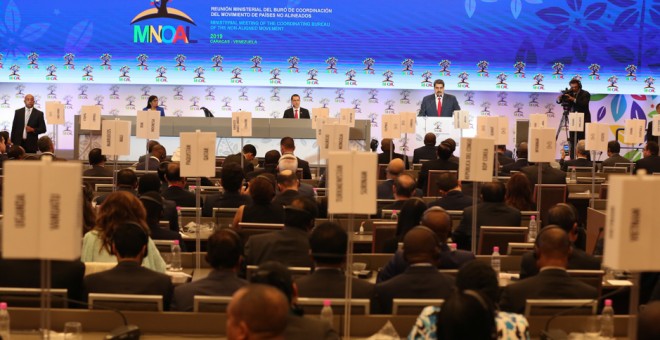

{"left": 294, "top": 109, "right": 299, "bottom": 119}
{"left": 437, "top": 97, "right": 442, "bottom": 117}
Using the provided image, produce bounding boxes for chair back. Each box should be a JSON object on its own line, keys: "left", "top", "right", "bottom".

{"left": 447, "top": 210, "right": 463, "bottom": 231}
{"left": 477, "top": 226, "right": 528, "bottom": 255}
{"left": 0, "top": 287, "right": 68, "bottom": 308}
{"left": 378, "top": 164, "right": 388, "bottom": 180}
{"left": 533, "top": 184, "right": 567, "bottom": 223}
{"left": 296, "top": 298, "right": 370, "bottom": 315}
{"left": 372, "top": 222, "right": 397, "bottom": 253}
{"left": 246, "top": 265, "right": 311, "bottom": 281}
{"left": 179, "top": 207, "right": 202, "bottom": 217}
{"left": 567, "top": 270, "right": 605, "bottom": 296}
{"left": 520, "top": 211, "right": 539, "bottom": 227}
{"left": 153, "top": 239, "right": 176, "bottom": 254}
{"left": 524, "top": 299, "right": 597, "bottom": 317}
{"left": 426, "top": 170, "right": 458, "bottom": 197}
{"left": 88, "top": 293, "right": 163, "bottom": 311}
{"left": 507, "top": 242, "right": 535, "bottom": 255}
{"left": 392, "top": 298, "right": 444, "bottom": 315}
{"left": 193, "top": 296, "right": 232, "bottom": 313}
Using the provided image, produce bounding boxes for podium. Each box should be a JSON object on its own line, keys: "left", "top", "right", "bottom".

{"left": 415, "top": 117, "right": 465, "bottom": 154}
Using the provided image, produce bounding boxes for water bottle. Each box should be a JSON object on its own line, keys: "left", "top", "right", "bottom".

{"left": 170, "top": 240, "right": 182, "bottom": 272}
{"left": 600, "top": 299, "right": 614, "bottom": 339}
{"left": 358, "top": 222, "right": 365, "bottom": 235}
{"left": 320, "top": 299, "right": 333, "bottom": 326}
{"left": 176, "top": 206, "right": 182, "bottom": 232}
{"left": 570, "top": 166, "right": 577, "bottom": 183}
{"left": 390, "top": 210, "right": 398, "bottom": 221}
{"left": 0, "top": 302, "right": 10, "bottom": 340}
{"left": 448, "top": 243, "right": 457, "bottom": 251}
{"left": 527, "top": 216, "right": 538, "bottom": 242}
{"left": 491, "top": 246, "right": 501, "bottom": 275}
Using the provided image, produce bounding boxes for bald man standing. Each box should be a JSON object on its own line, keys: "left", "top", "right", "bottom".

{"left": 11, "top": 94, "right": 46, "bottom": 153}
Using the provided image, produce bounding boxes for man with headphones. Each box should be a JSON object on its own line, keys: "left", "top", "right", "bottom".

{"left": 372, "top": 226, "right": 456, "bottom": 314}
{"left": 557, "top": 78, "right": 591, "bottom": 158}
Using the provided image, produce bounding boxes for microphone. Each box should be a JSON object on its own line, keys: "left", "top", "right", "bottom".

{"left": 540, "top": 286, "right": 629, "bottom": 340}
{"left": 64, "top": 297, "right": 141, "bottom": 340}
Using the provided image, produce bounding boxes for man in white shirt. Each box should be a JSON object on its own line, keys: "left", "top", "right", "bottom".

{"left": 418, "top": 79, "right": 461, "bottom": 117}
{"left": 282, "top": 94, "right": 310, "bottom": 119}
{"left": 10, "top": 94, "right": 46, "bottom": 153}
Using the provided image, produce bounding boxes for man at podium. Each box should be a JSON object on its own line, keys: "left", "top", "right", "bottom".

{"left": 282, "top": 94, "right": 310, "bottom": 119}
{"left": 418, "top": 79, "right": 461, "bottom": 117}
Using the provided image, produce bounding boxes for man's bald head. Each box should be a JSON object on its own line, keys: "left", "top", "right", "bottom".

{"left": 24, "top": 94, "right": 35, "bottom": 108}
{"left": 227, "top": 284, "right": 288, "bottom": 340}
{"left": 386, "top": 158, "right": 405, "bottom": 179}
{"left": 403, "top": 226, "right": 439, "bottom": 265}
{"left": 537, "top": 226, "right": 571, "bottom": 264}
{"left": 394, "top": 173, "right": 416, "bottom": 198}
{"left": 421, "top": 207, "right": 451, "bottom": 243}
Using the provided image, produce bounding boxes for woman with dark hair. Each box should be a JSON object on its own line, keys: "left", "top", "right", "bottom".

{"left": 409, "top": 261, "right": 530, "bottom": 339}
{"left": 505, "top": 172, "right": 535, "bottom": 211}
{"left": 81, "top": 183, "right": 96, "bottom": 235}
{"left": 383, "top": 198, "right": 427, "bottom": 253}
{"left": 143, "top": 95, "right": 165, "bottom": 116}
{"left": 232, "top": 175, "right": 285, "bottom": 226}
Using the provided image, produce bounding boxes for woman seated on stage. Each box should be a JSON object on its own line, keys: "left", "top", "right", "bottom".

{"left": 143, "top": 95, "right": 165, "bottom": 116}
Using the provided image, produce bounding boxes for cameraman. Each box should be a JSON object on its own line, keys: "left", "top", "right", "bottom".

{"left": 557, "top": 79, "right": 591, "bottom": 159}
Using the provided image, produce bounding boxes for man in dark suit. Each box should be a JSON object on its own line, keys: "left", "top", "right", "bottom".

{"left": 378, "top": 158, "right": 405, "bottom": 199}
{"left": 136, "top": 144, "right": 166, "bottom": 171}
{"left": 202, "top": 163, "right": 252, "bottom": 217}
{"left": 280, "top": 137, "right": 311, "bottom": 179}
{"left": 635, "top": 141, "right": 660, "bottom": 174}
{"left": 11, "top": 94, "right": 46, "bottom": 153}
{"left": 138, "top": 173, "right": 179, "bottom": 232}
{"left": 453, "top": 181, "right": 521, "bottom": 251}
{"left": 418, "top": 79, "right": 461, "bottom": 117}
{"left": 378, "top": 207, "right": 475, "bottom": 283}
{"left": 246, "top": 149, "right": 280, "bottom": 181}
{"left": 296, "top": 222, "right": 374, "bottom": 299}
{"left": 373, "top": 226, "right": 456, "bottom": 314}
{"left": 441, "top": 138, "right": 460, "bottom": 165}
{"left": 499, "top": 227, "right": 598, "bottom": 314}
{"left": 557, "top": 79, "right": 591, "bottom": 148}
{"left": 382, "top": 174, "right": 417, "bottom": 211}
{"left": 162, "top": 162, "right": 199, "bottom": 207}
{"left": 378, "top": 138, "right": 409, "bottom": 168}
{"left": 560, "top": 139, "right": 592, "bottom": 172}
{"left": 602, "top": 140, "right": 631, "bottom": 167}
{"left": 500, "top": 142, "right": 529, "bottom": 175}
{"left": 413, "top": 133, "right": 438, "bottom": 164}
{"left": 83, "top": 148, "right": 114, "bottom": 177}
{"left": 520, "top": 163, "right": 566, "bottom": 187}
{"left": 427, "top": 172, "right": 473, "bottom": 210}
{"left": 496, "top": 145, "right": 515, "bottom": 168}
{"left": 36, "top": 136, "right": 65, "bottom": 160}
{"left": 250, "top": 261, "right": 339, "bottom": 340}
{"left": 272, "top": 170, "right": 304, "bottom": 207}
{"left": 277, "top": 155, "right": 315, "bottom": 200}
{"left": 226, "top": 285, "right": 289, "bottom": 339}
{"left": 96, "top": 168, "right": 138, "bottom": 205}
{"left": 418, "top": 144, "right": 459, "bottom": 195}
{"left": 84, "top": 222, "right": 174, "bottom": 309}
{"left": 282, "top": 94, "right": 310, "bottom": 119}
{"left": 172, "top": 229, "right": 247, "bottom": 311}
{"left": 223, "top": 144, "right": 257, "bottom": 174}
{"left": 519, "top": 204, "right": 601, "bottom": 279}
{"left": 244, "top": 197, "right": 317, "bottom": 267}
{"left": 0, "top": 259, "right": 85, "bottom": 305}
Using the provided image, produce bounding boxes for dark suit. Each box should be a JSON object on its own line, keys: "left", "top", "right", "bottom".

{"left": 283, "top": 107, "right": 310, "bottom": 119}
{"left": 519, "top": 248, "right": 601, "bottom": 279}
{"left": 520, "top": 164, "right": 566, "bottom": 187}
{"left": 453, "top": 202, "right": 521, "bottom": 250}
{"left": 83, "top": 261, "right": 174, "bottom": 310}
{"left": 412, "top": 145, "right": 437, "bottom": 164}
{"left": 285, "top": 314, "right": 339, "bottom": 340}
{"left": 373, "top": 265, "right": 455, "bottom": 314}
{"left": 418, "top": 159, "right": 459, "bottom": 195}
{"left": 377, "top": 179, "right": 423, "bottom": 199}
{"left": 635, "top": 155, "right": 660, "bottom": 174}
{"left": 295, "top": 268, "right": 374, "bottom": 299}
{"left": 282, "top": 153, "right": 312, "bottom": 179}
{"left": 566, "top": 90, "right": 591, "bottom": 144}
{"left": 272, "top": 189, "right": 301, "bottom": 207}
{"left": 136, "top": 157, "right": 160, "bottom": 171}
{"left": 418, "top": 93, "right": 461, "bottom": 117}
{"left": 223, "top": 153, "right": 255, "bottom": 174}
{"left": 646, "top": 121, "right": 659, "bottom": 144}
{"left": 162, "top": 186, "right": 199, "bottom": 207}
{"left": 382, "top": 199, "right": 407, "bottom": 211}
{"left": 427, "top": 190, "right": 473, "bottom": 211}
{"left": 377, "top": 245, "right": 475, "bottom": 283}
{"left": 96, "top": 187, "right": 137, "bottom": 205}
{"left": 497, "top": 153, "right": 515, "bottom": 167}
{"left": 377, "top": 152, "right": 409, "bottom": 169}
{"left": 560, "top": 157, "right": 593, "bottom": 172}
{"left": 83, "top": 165, "right": 114, "bottom": 177}
{"left": 601, "top": 153, "right": 631, "bottom": 167}
{"left": 0, "top": 259, "right": 85, "bottom": 305}
{"left": 171, "top": 270, "right": 247, "bottom": 311}
{"left": 499, "top": 268, "right": 598, "bottom": 314}
{"left": 202, "top": 191, "right": 251, "bottom": 217}
{"left": 500, "top": 159, "right": 529, "bottom": 175}
{"left": 11, "top": 107, "right": 47, "bottom": 153}
{"left": 244, "top": 226, "right": 312, "bottom": 267}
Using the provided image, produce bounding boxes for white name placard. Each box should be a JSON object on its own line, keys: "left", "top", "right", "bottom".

{"left": 568, "top": 112, "right": 585, "bottom": 132}
{"left": 528, "top": 128, "right": 557, "bottom": 163}
{"left": 232, "top": 111, "right": 253, "bottom": 137}
{"left": 327, "top": 151, "right": 377, "bottom": 214}
{"left": 180, "top": 131, "right": 217, "bottom": 178}
{"left": 136, "top": 110, "right": 161, "bottom": 139}
{"left": 529, "top": 113, "right": 548, "bottom": 129}
{"left": 458, "top": 137, "right": 494, "bottom": 182}
{"left": 340, "top": 108, "right": 356, "bottom": 127}
{"left": 453, "top": 110, "right": 470, "bottom": 129}
{"left": 80, "top": 105, "right": 102, "bottom": 131}
{"left": 312, "top": 107, "right": 329, "bottom": 129}
{"left": 381, "top": 114, "right": 401, "bottom": 139}
{"left": 585, "top": 123, "right": 608, "bottom": 152}
{"left": 101, "top": 120, "right": 131, "bottom": 156}
{"left": 45, "top": 101, "right": 65, "bottom": 125}
{"left": 400, "top": 111, "right": 417, "bottom": 133}
{"left": 624, "top": 119, "right": 645, "bottom": 144}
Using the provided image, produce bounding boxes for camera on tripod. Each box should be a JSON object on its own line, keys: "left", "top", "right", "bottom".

{"left": 559, "top": 88, "right": 573, "bottom": 107}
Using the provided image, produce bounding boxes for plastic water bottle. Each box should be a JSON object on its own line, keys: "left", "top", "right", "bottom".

{"left": 448, "top": 243, "right": 457, "bottom": 251}
{"left": 358, "top": 222, "right": 365, "bottom": 235}
{"left": 528, "top": 216, "right": 538, "bottom": 242}
{"left": 0, "top": 302, "right": 10, "bottom": 340}
{"left": 176, "top": 206, "right": 182, "bottom": 232}
{"left": 320, "top": 299, "right": 333, "bottom": 326}
{"left": 170, "top": 240, "right": 182, "bottom": 272}
{"left": 600, "top": 299, "right": 614, "bottom": 339}
{"left": 391, "top": 210, "right": 398, "bottom": 221}
{"left": 570, "top": 167, "right": 577, "bottom": 183}
{"left": 491, "top": 247, "right": 501, "bottom": 275}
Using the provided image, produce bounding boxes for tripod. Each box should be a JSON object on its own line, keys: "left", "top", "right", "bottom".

{"left": 555, "top": 106, "right": 572, "bottom": 159}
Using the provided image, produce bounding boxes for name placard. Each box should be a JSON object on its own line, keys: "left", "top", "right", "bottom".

{"left": 381, "top": 114, "right": 401, "bottom": 139}
{"left": 327, "top": 151, "right": 377, "bottom": 214}
{"left": 453, "top": 110, "right": 470, "bottom": 129}
{"left": 340, "top": 108, "right": 356, "bottom": 127}
{"left": 231, "top": 111, "right": 253, "bottom": 137}
{"left": 624, "top": 119, "right": 645, "bottom": 144}
{"left": 400, "top": 111, "right": 417, "bottom": 133}
{"left": 568, "top": 112, "right": 585, "bottom": 132}
{"left": 529, "top": 113, "right": 548, "bottom": 129}
{"left": 136, "top": 110, "right": 161, "bottom": 139}
{"left": 528, "top": 128, "right": 556, "bottom": 163}
{"left": 80, "top": 105, "right": 102, "bottom": 131}
{"left": 458, "top": 137, "right": 494, "bottom": 182}
{"left": 584, "top": 123, "right": 608, "bottom": 152}
{"left": 312, "top": 107, "right": 329, "bottom": 129}
{"left": 101, "top": 120, "right": 131, "bottom": 156}
{"left": 180, "top": 130, "right": 217, "bottom": 178}
{"left": 45, "top": 101, "right": 65, "bottom": 125}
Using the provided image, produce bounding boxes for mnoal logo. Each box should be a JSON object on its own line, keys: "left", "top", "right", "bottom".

{"left": 119, "top": 66, "right": 131, "bottom": 82}
{"left": 644, "top": 76, "right": 655, "bottom": 93}
{"left": 385, "top": 99, "right": 395, "bottom": 114}
{"left": 528, "top": 93, "right": 540, "bottom": 107}
{"left": 15, "top": 84, "right": 25, "bottom": 97}
{"left": 270, "top": 68, "right": 282, "bottom": 85}
{"left": 588, "top": 63, "right": 600, "bottom": 80}
{"left": 141, "top": 86, "right": 152, "bottom": 99}
{"left": 421, "top": 71, "right": 433, "bottom": 87}
{"left": 238, "top": 87, "right": 249, "bottom": 101}
{"left": 476, "top": 60, "right": 489, "bottom": 77}
{"left": 401, "top": 58, "right": 414, "bottom": 75}
{"left": 205, "top": 87, "right": 215, "bottom": 101}
{"left": 100, "top": 53, "right": 112, "bottom": 70}
{"left": 382, "top": 70, "right": 394, "bottom": 87}
{"left": 368, "top": 89, "right": 378, "bottom": 103}
{"left": 513, "top": 61, "right": 525, "bottom": 78}
{"left": 47, "top": 85, "right": 57, "bottom": 99}
{"left": 9, "top": 65, "right": 20, "bottom": 80}
{"left": 458, "top": 72, "right": 469, "bottom": 88}
{"left": 326, "top": 57, "right": 338, "bottom": 74}
{"left": 552, "top": 62, "right": 564, "bottom": 79}
{"left": 231, "top": 67, "right": 243, "bottom": 84}
{"left": 307, "top": 69, "right": 319, "bottom": 85}
{"left": 63, "top": 122, "right": 73, "bottom": 135}
{"left": 480, "top": 101, "right": 491, "bottom": 116}
{"left": 63, "top": 53, "right": 75, "bottom": 70}
{"left": 137, "top": 54, "right": 149, "bottom": 70}
{"left": 439, "top": 59, "right": 451, "bottom": 76}
{"left": 545, "top": 103, "right": 556, "bottom": 118}
{"left": 95, "top": 95, "right": 104, "bottom": 109}
{"left": 269, "top": 110, "right": 280, "bottom": 119}
{"left": 156, "top": 66, "right": 167, "bottom": 82}
{"left": 532, "top": 74, "right": 544, "bottom": 90}
{"left": 303, "top": 88, "right": 314, "bottom": 102}
{"left": 189, "top": 96, "right": 200, "bottom": 110}
{"left": 335, "top": 89, "right": 345, "bottom": 103}
{"left": 212, "top": 55, "right": 224, "bottom": 71}
{"left": 63, "top": 95, "right": 73, "bottom": 109}
{"left": 159, "top": 96, "right": 168, "bottom": 109}
{"left": 513, "top": 102, "right": 524, "bottom": 117}
{"left": 0, "top": 94, "right": 10, "bottom": 108}
{"left": 497, "top": 92, "right": 508, "bottom": 106}
{"left": 132, "top": 0, "right": 197, "bottom": 44}
{"left": 400, "top": 90, "right": 410, "bottom": 104}
{"left": 463, "top": 91, "right": 475, "bottom": 106}
{"left": 288, "top": 56, "right": 300, "bottom": 73}
{"left": 363, "top": 58, "right": 375, "bottom": 74}
{"left": 109, "top": 85, "right": 120, "bottom": 100}
{"left": 345, "top": 69, "right": 357, "bottom": 86}
{"left": 175, "top": 54, "right": 187, "bottom": 71}
{"left": 320, "top": 98, "right": 330, "bottom": 108}
{"left": 270, "top": 87, "right": 281, "bottom": 101}
{"left": 173, "top": 86, "right": 184, "bottom": 100}
{"left": 78, "top": 85, "right": 89, "bottom": 99}
{"left": 27, "top": 52, "right": 39, "bottom": 69}
{"left": 352, "top": 99, "right": 362, "bottom": 113}
{"left": 126, "top": 95, "right": 137, "bottom": 110}
{"left": 46, "top": 65, "right": 57, "bottom": 81}
{"left": 607, "top": 75, "right": 619, "bottom": 92}
{"left": 194, "top": 67, "right": 205, "bottom": 83}
{"left": 626, "top": 64, "right": 637, "bottom": 81}
{"left": 496, "top": 73, "right": 507, "bottom": 89}
{"left": 221, "top": 97, "right": 232, "bottom": 111}
{"left": 82, "top": 65, "right": 94, "bottom": 81}
{"left": 368, "top": 113, "right": 378, "bottom": 127}
{"left": 255, "top": 97, "right": 265, "bottom": 111}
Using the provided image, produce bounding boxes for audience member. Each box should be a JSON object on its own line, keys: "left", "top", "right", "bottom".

{"left": 0, "top": 131, "right": 10, "bottom": 149}
{"left": 273, "top": 170, "right": 303, "bottom": 207}
{"left": 224, "top": 144, "right": 257, "bottom": 174}
{"left": 496, "top": 144, "right": 515, "bottom": 167}
{"left": 280, "top": 137, "right": 311, "bottom": 179}
{"left": 81, "top": 191, "right": 166, "bottom": 272}
{"left": 520, "top": 162, "right": 567, "bottom": 187}
{"left": 277, "top": 154, "right": 315, "bottom": 199}
{"left": 84, "top": 222, "right": 174, "bottom": 309}
{"left": 96, "top": 168, "right": 138, "bottom": 205}
{"left": 413, "top": 133, "right": 438, "bottom": 164}
{"left": 382, "top": 174, "right": 417, "bottom": 211}
{"left": 560, "top": 140, "right": 593, "bottom": 172}
{"left": 162, "top": 162, "right": 199, "bottom": 207}
{"left": 441, "top": 138, "right": 459, "bottom": 165}
{"left": 226, "top": 284, "right": 289, "bottom": 340}
{"left": 436, "top": 290, "right": 498, "bottom": 340}
{"left": 499, "top": 227, "right": 598, "bottom": 314}
{"left": 250, "top": 262, "right": 339, "bottom": 340}
{"left": 639, "top": 301, "right": 660, "bottom": 340}
{"left": 157, "top": 161, "right": 170, "bottom": 192}
{"left": 244, "top": 197, "right": 317, "bottom": 267}
{"left": 372, "top": 226, "right": 456, "bottom": 314}
{"left": 500, "top": 142, "right": 529, "bottom": 175}
{"left": 378, "top": 207, "right": 475, "bottom": 283}
{"left": 378, "top": 138, "right": 409, "bottom": 169}
{"left": 418, "top": 144, "right": 459, "bottom": 195}
{"left": 83, "top": 148, "right": 113, "bottom": 177}
{"left": 247, "top": 149, "right": 280, "bottom": 180}
{"left": 172, "top": 229, "right": 248, "bottom": 311}
{"left": 519, "top": 204, "right": 600, "bottom": 279}
{"left": 233, "top": 175, "right": 285, "bottom": 226}
{"left": 82, "top": 183, "right": 96, "bottom": 235}
{"left": 7, "top": 145, "right": 25, "bottom": 160}
{"left": 505, "top": 172, "right": 535, "bottom": 211}
{"left": 137, "top": 140, "right": 161, "bottom": 163}
{"left": 635, "top": 141, "right": 660, "bottom": 174}
{"left": 383, "top": 197, "right": 427, "bottom": 253}
{"left": 202, "top": 163, "right": 252, "bottom": 217}
{"left": 138, "top": 173, "right": 179, "bottom": 232}
{"left": 602, "top": 140, "right": 630, "bottom": 167}
{"left": 38, "top": 136, "right": 63, "bottom": 160}
{"left": 295, "top": 222, "right": 374, "bottom": 298}
{"left": 377, "top": 158, "right": 405, "bottom": 199}
{"left": 140, "top": 191, "right": 184, "bottom": 248}
{"left": 427, "top": 172, "right": 473, "bottom": 210}
{"left": 136, "top": 144, "right": 166, "bottom": 170}
{"left": 453, "top": 181, "right": 521, "bottom": 250}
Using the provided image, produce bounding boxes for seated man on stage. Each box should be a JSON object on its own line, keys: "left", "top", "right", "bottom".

{"left": 418, "top": 79, "right": 460, "bottom": 117}
{"left": 282, "top": 94, "right": 310, "bottom": 119}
